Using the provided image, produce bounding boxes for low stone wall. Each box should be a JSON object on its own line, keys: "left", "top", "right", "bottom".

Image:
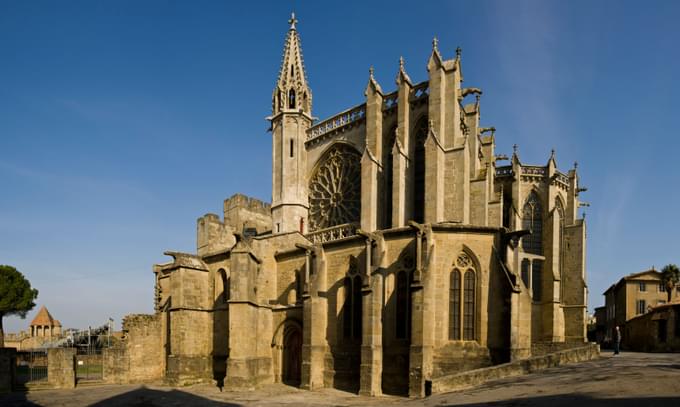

{"left": 0, "top": 348, "right": 17, "bottom": 394}
{"left": 432, "top": 343, "right": 600, "bottom": 394}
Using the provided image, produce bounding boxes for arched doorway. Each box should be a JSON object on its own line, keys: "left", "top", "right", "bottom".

{"left": 282, "top": 324, "right": 302, "bottom": 386}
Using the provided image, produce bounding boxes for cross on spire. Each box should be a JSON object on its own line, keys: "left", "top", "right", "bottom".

{"left": 288, "top": 12, "right": 297, "bottom": 30}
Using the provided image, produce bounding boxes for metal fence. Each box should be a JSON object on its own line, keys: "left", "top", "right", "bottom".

{"left": 15, "top": 350, "right": 48, "bottom": 385}
{"left": 75, "top": 347, "right": 103, "bottom": 382}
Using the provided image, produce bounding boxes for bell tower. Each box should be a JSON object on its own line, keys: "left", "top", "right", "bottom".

{"left": 269, "top": 13, "right": 313, "bottom": 234}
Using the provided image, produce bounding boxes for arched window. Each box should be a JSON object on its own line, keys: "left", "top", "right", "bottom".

{"left": 396, "top": 270, "right": 410, "bottom": 339}
{"left": 532, "top": 260, "right": 543, "bottom": 301}
{"left": 288, "top": 89, "right": 296, "bottom": 109}
{"left": 449, "top": 270, "right": 461, "bottom": 340}
{"left": 413, "top": 118, "right": 428, "bottom": 223}
{"left": 522, "top": 192, "right": 543, "bottom": 255}
{"left": 555, "top": 198, "right": 565, "bottom": 300}
{"left": 449, "top": 252, "right": 477, "bottom": 341}
{"left": 463, "top": 271, "right": 476, "bottom": 340}
{"left": 342, "top": 276, "right": 362, "bottom": 340}
{"left": 308, "top": 144, "right": 362, "bottom": 231}
{"left": 218, "top": 268, "right": 229, "bottom": 303}
{"left": 383, "top": 127, "right": 397, "bottom": 229}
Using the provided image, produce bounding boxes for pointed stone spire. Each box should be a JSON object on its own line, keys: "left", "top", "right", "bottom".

{"left": 273, "top": 13, "right": 312, "bottom": 115}
{"left": 428, "top": 36, "right": 444, "bottom": 71}
{"left": 396, "top": 56, "right": 413, "bottom": 85}
{"left": 548, "top": 148, "right": 557, "bottom": 166}
{"left": 365, "top": 65, "right": 383, "bottom": 95}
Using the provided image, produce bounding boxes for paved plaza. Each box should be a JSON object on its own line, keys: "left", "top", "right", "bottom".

{"left": 2, "top": 351, "right": 680, "bottom": 406}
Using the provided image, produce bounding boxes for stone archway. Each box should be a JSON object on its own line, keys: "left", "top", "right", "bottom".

{"left": 282, "top": 324, "right": 302, "bottom": 386}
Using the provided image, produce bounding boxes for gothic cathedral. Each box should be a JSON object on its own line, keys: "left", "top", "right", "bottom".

{"left": 152, "top": 15, "right": 588, "bottom": 397}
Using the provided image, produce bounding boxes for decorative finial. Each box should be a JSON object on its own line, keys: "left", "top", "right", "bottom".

{"left": 513, "top": 144, "right": 518, "bottom": 154}
{"left": 399, "top": 56, "right": 404, "bottom": 70}
{"left": 456, "top": 46, "right": 462, "bottom": 57}
{"left": 369, "top": 66, "right": 374, "bottom": 78}
{"left": 432, "top": 36, "right": 439, "bottom": 50}
{"left": 574, "top": 161, "right": 578, "bottom": 169}
{"left": 550, "top": 148, "right": 556, "bottom": 159}
{"left": 288, "top": 12, "right": 298, "bottom": 29}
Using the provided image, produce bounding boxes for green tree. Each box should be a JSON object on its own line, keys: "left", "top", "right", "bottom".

{"left": 0, "top": 265, "right": 39, "bottom": 347}
{"left": 661, "top": 264, "right": 680, "bottom": 303}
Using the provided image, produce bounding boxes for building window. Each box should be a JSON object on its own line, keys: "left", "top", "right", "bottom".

{"left": 396, "top": 270, "right": 410, "bottom": 339}
{"left": 521, "top": 192, "right": 543, "bottom": 255}
{"left": 412, "top": 118, "right": 428, "bottom": 223}
{"left": 532, "top": 260, "right": 543, "bottom": 301}
{"left": 218, "top": 268, "right": 229, "bottom": 303}
{"left": 637, "top": 299, "right": 646, "bottom": 315}
{"left": 449, "top": 252, "right": 477, "bottom": 341}
{"left": 659, "top": 283, "right": 666, "bottom": 292}
{"left": 290, "top": 139, "right": 294, "bottom": 158}
{"left": 463, "top": 270, "right": 476, "bottom": 340}
{"left": 639, "top": 282, "right": 646, "bottom": 292}
{"left": 555, "top": 198, "right": 565, "bottom": 301}
{"left": 449, "top": 270, "right": 461, "bottom": 340}
{"left": 382, "top": 127, "right": 396, "bottom": 229}
{"left": 343, "top": 276, "right": 362, "bottom": 340}
{"left": 288, "top": 89, "right": 296, "bottom": 109}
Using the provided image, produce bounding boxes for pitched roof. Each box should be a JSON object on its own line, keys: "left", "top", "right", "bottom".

{"left": 30, "top": 306, "right": 61, "bottom": 327}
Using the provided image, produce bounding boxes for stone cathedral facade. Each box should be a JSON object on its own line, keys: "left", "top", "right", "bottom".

{"left": 151, "top": 16, "right": 588, "bottom": 397}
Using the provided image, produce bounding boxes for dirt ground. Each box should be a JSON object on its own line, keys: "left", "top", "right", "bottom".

{"left": 2, "top": 351, "right": 680, "bottom": 406}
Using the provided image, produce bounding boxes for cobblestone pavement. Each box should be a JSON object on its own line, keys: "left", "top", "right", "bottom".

{"left": 2, "top": 351, "right": 680, "bottom": 406}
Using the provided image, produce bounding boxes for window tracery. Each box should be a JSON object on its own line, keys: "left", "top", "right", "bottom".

{"left": 308, "top": 144, "right": 361, "bottom": 231}
{"left": 522, "top": 191, "right": 543, "bottom": 255}
{"left": 449, "top": 252, "right": 477, "bottom": 341}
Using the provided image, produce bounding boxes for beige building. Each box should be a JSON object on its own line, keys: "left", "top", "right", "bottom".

{"left": 624, "top": 303, "right": 680, "bottom": 352}
{"left": 4, "top": 306, "right": 62, "bottom": 350}
{"left": 147, "top": 15, "right": 589, "bottom": 396}
{"left": 601, "top": 269, "right": 679, "bottom": 344}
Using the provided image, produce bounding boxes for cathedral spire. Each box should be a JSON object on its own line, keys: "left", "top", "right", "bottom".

{"left": 273, "top": 13, "right": 312, "bottom": 115}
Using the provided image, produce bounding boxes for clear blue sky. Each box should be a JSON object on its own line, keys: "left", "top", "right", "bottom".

{"left": 1, "top": 1, "right": 679, "bottom": 332}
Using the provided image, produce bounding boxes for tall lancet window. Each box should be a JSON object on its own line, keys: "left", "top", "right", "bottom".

{"left": 383, "top": 127, "right": 397, "bottom": 229}
{"left": 288, "top": 89, "right": 296, "bottom": 109}
{"left": 522, "top": 191, "right": 543, "bottom": 255}
{"left": 413, "top": 118, "right": 428, "bottom": 223}
{"left": 554, "top": 198, "right": 565, "bottom": 300}
{"left": 449, "top": 270, "right": 461, "bottom": 340}
{"left": 450, "top": 252, "right": 477, "bottom": 341}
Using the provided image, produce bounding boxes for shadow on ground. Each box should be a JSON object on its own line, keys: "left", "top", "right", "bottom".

{"left": 0, "top": 386, "right": 242, "bottom": 407}
{"left": 437, "top": 394, "right": 680, "bottom": 407}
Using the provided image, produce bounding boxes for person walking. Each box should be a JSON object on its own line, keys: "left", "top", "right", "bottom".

{"left": 614, "top": 325, "right": 621, "bottom": 355}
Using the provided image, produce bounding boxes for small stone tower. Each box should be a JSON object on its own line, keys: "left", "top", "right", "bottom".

{"left": 269, "top": 13, "right": 313, "bottom": 234}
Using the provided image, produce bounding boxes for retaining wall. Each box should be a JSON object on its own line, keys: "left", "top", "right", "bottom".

{"left": 432, "top": 343, "right": 600, "bottom": 394}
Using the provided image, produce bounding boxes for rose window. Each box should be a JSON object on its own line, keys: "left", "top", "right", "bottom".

{"left": 308, "top": 144, "right": 361, "bottom": 231}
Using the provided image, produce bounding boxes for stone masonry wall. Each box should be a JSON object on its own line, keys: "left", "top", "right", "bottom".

{"left": 122, "top": 314, "right": 163, "bottom": 382}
